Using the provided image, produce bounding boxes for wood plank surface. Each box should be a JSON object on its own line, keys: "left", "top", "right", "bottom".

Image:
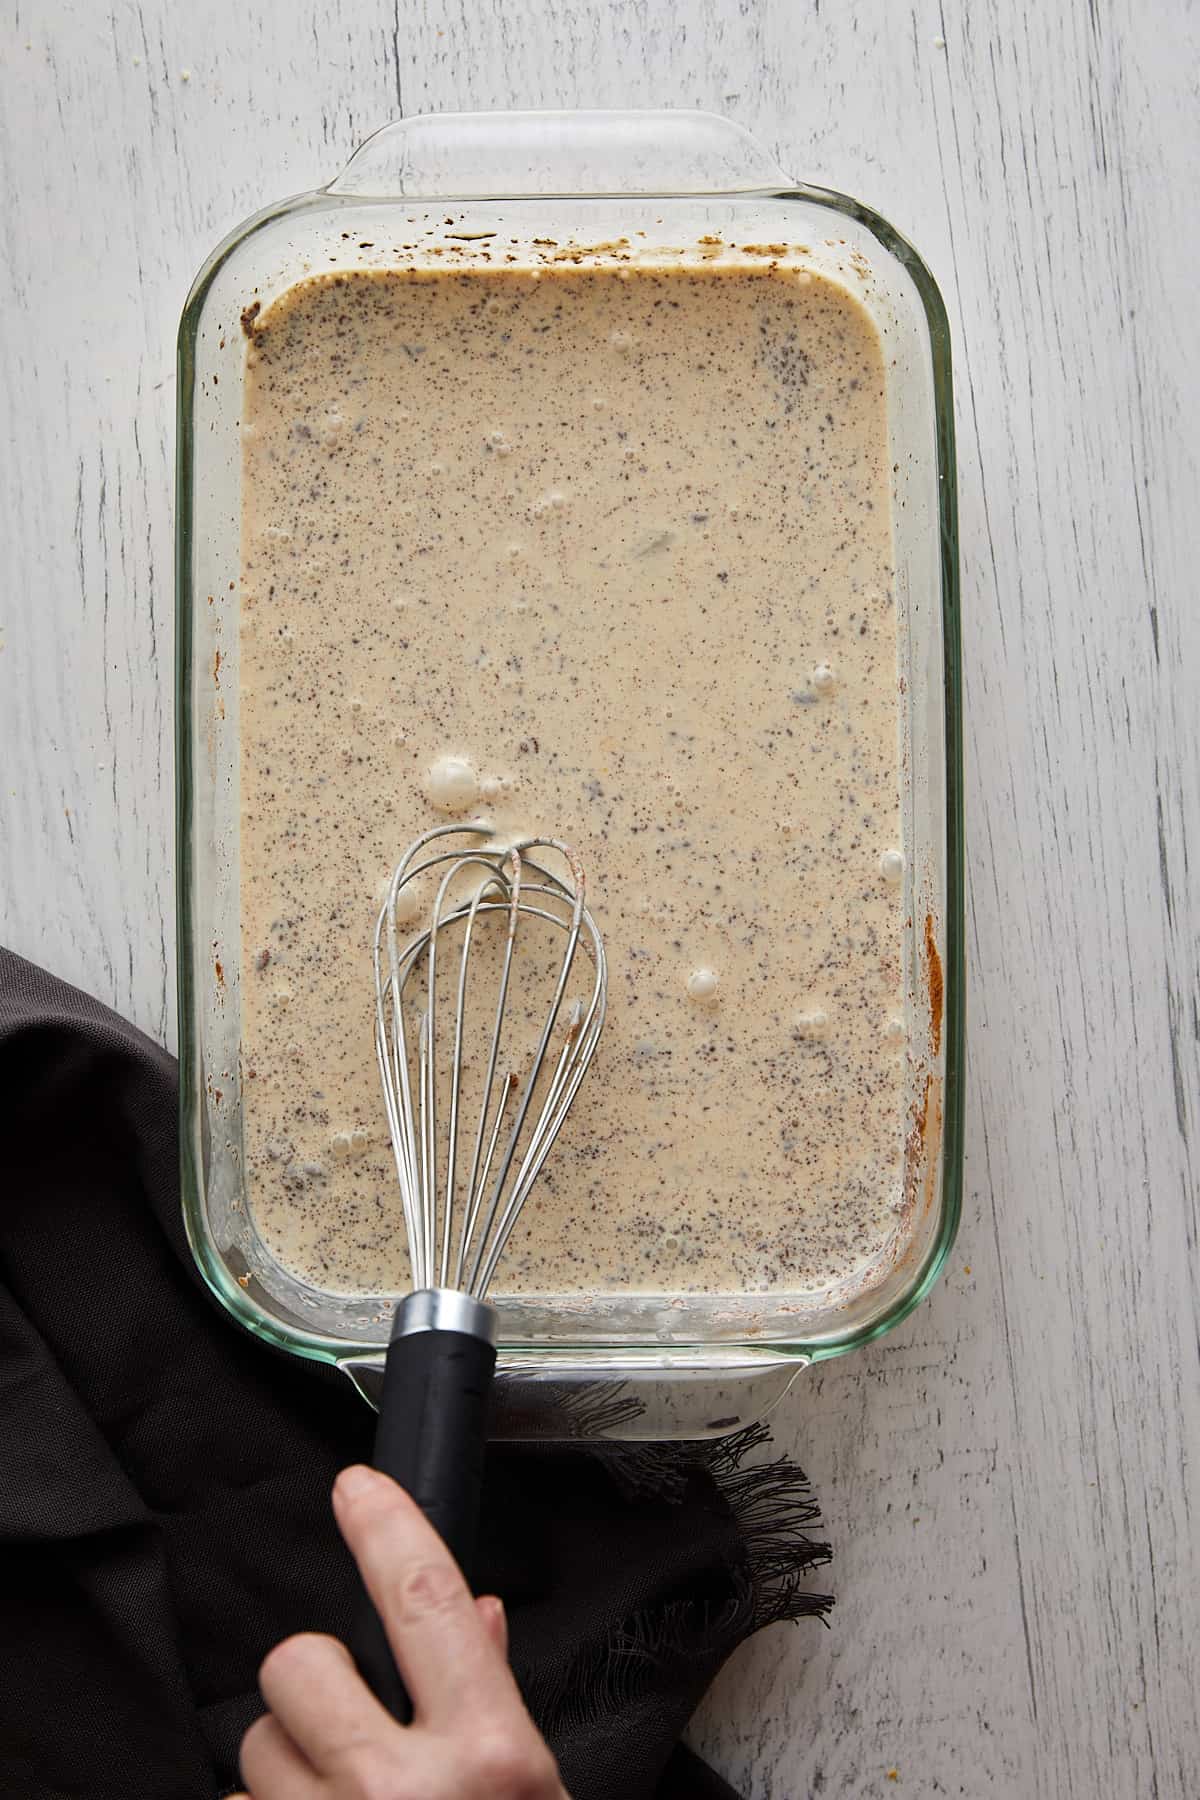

{"left": 2, "top": 2, "right": 1196, "bottom": 1793}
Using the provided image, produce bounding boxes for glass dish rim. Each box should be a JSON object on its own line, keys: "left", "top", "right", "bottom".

{"left": 175, "top": 174, "right": 964, "bottom": 1372}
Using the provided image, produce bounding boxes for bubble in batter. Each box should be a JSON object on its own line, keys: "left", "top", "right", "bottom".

{"left": 426, "top": 754, "right": 479, "bottom": 813}
{"left": 880, "top": 848, "right": 905, "bottom": 882}
{"left": 532, "top": 490, "right": 568, "bottom": 518}
{"left": 374, "top": 873, "right": 422, "bottom": 922}
{"left": 811, "top": 662, "right": 836, "bottom": 694}
{"left": 686, "top": 967, "right": 719, "bottom": 1001}
{"left": 329, "top": 1126, "right": 371, "bottom": 1160}
{"left": 794, "top": 1007, "right": 830, "bottom": 1040}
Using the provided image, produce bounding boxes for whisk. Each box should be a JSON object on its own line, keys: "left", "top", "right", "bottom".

{"left": 355, "top": 821, "right": 606, "bottom": 1712}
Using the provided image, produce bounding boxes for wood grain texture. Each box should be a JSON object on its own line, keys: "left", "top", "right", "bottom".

{"left": 1, "top": 2, "right": 1197, "bottom": 1795}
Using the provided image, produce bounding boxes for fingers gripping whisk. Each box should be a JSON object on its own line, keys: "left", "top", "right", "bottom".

{"left": 373, "top": 823, "right": 607, "bottom": 1301}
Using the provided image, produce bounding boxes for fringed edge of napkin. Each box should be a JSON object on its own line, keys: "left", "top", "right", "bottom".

{"left": 534, "top": 1423, "right": 833, "bottom": 1735}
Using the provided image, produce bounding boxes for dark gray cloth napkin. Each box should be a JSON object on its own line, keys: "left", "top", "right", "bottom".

{"left": 0, "top": 947, "right": 831, "bottom": 1800}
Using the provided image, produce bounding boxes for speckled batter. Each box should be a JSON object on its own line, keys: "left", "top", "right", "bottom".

{"left": 238, "top": 261, "right": 906, "bottom": 1297}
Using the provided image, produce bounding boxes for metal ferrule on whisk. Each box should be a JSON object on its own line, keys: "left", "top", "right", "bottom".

{"left": 391, "top": 1287, "right": 497, "bottom": 1344}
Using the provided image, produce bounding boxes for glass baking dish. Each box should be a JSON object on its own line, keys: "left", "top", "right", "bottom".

{"left": 176, "top": 110, "right": 962, "bottom": 1439}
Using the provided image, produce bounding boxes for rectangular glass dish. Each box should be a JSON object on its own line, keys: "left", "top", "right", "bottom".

{"left": 177, "top": 111, "right": 962, "bottom": 1438}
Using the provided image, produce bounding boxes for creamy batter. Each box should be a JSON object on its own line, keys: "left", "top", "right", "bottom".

{"left": 238, "top": 259, "right": 906, "bottom": 1298}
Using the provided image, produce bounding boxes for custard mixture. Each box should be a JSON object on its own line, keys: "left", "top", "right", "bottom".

{"left": 237, "top": 260, "right": 906, "bottom": 1297}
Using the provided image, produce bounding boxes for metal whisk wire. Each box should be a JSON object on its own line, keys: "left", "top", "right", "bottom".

{"left": 373, "top": 822, "right": 606, "bottom": 1302}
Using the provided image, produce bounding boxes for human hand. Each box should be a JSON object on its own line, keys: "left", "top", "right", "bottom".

{"left": 233, "top": 1464, "right": 568, "bottom": 1799}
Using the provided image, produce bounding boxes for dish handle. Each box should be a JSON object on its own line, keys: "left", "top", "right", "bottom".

{"left": 328, "top": 108, "right": 790, "bottom": 201}
{"left": 338, "top": 1344, "right": 806, "bottom": 1441}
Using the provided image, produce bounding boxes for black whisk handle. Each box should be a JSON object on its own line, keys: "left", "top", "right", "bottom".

{"left": 374, "top": 1294, "right": 497, "bottom": 1567}
{"left": 351, "top": 1289, "right": 497, "bottom": 1719}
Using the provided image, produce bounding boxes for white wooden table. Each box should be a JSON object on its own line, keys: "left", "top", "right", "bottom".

{"left": 3, "top": 3, "right": 1197, "bottom": 1794}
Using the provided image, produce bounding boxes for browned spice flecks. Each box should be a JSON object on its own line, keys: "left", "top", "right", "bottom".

{"left": 924, "top": 913, "right": 943, "bottom": 1057}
